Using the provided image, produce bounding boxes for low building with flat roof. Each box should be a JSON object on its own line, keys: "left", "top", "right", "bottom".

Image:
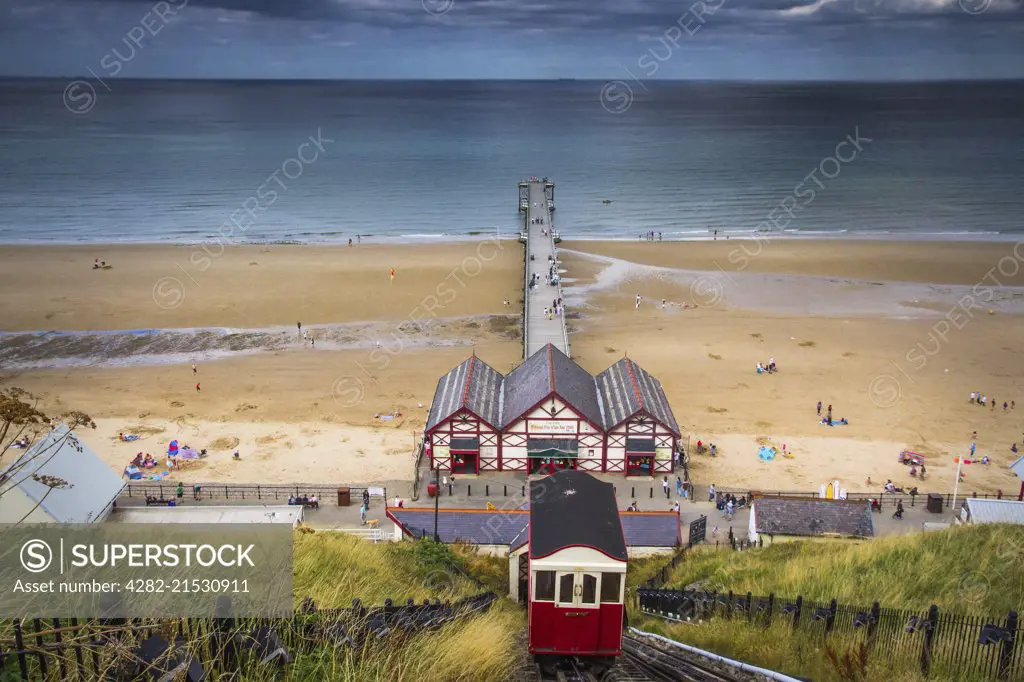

{"left": 108, "top": 505, "right": 303, "bottom": 527}
{"left": 0, "top": 424, "right": 125, "bottom": 524}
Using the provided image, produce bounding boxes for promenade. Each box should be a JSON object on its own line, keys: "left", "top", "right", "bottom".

{"left": 522, "top": 180, "right": 569, "bottom": 358}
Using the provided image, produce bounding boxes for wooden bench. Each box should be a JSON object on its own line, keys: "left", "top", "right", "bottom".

{"left": 145, "top": 497, "right": 176, "bottom": 507}
{"left": 288, "top": 499, "right": 319, "bottom": 509}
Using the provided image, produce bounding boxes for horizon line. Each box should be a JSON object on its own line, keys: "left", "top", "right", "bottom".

{"left": 3, "top": 75, "right": 1024, "bottom": 85}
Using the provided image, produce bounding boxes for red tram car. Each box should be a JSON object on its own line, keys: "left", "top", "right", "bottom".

{"left": 527, "top": 470, "right": 627, "bottom": 673}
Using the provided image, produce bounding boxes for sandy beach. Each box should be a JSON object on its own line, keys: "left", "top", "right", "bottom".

{"left": 3, "top": 238, "right": 1023, "bottom": 497}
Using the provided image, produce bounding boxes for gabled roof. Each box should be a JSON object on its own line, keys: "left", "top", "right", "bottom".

{"left": 963, "top": 499, "right": 1024, "bottom": 525}
{"left": 501, "top": 344, "right": 604, "bottom": 428}
{"left": 530, "top": 470, "right": 627, "bottom": 560}
{"left": 0, "top": 424, "right": 125, "bottom": 523}
{"left": 597, "top": 357, "right": 680, "bottom": 435}
{"left": 753, "top": 497, "right": 874, "bottom": 538}
{"left": 425, "top": 355, "right": 504, "bottom": 430}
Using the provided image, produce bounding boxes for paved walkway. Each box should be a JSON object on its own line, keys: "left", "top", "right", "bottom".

{"left": 524, "top": 181, "right": 569, "bottom": 357}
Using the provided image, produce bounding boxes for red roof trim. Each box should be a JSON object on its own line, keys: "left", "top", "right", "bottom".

{"left": 460, "top": 355, "right": 477, "bottom": 408}
{"left": 547, "top": 344, "right": 555, "bottom": 394}
{"left": 624, "top": 358, "right": 645, "bottom": 411}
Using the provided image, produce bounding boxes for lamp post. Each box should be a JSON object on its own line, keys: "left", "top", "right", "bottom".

{"left": 433, "top": 465, "right": 441, "bottom": 542}
{"left": 951, "top": 452, "right": 965, "bottom": 512}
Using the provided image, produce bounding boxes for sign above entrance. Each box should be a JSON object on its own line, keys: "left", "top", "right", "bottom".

{"left": 529, "top": 420, "right": 577, "bottom": 435}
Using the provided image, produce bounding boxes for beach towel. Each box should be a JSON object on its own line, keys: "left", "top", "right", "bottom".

{"left": 123, "top": 434, "right": 141, "bottom": 442}
{"left": 820, "top": 419, "right": 849, "bottom": 426}
{"left": 758, "top": 446, "right": 776, "bottom": 461}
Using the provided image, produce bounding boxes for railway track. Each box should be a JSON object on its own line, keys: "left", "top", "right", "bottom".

{"left": 618, "top": 635, "right": 755, "bottom": 682}
{"left": 519, "top": 634, "right": 756, "bottom": 682}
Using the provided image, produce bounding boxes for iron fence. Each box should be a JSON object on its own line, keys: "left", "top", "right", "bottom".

{"left": 638, "top": 587, "right": 1021, "bottom": 680}
{"left": 0, "top": 592, "right": 497, "bottom": 681}
{"left": 118, "top": 482, "right": 382, "bottom": 505}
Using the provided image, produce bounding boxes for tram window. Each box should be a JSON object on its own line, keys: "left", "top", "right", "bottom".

{"left": 558, "top": 573, "right": 575, "bottom": 603}
{"left": 534, "top": 571, "right": 555, "bottom": 601}
{"left": 600, "top": 573, "right": 622, "bottom": 603}
{"left": 581, "top": 574, "right": 597, "bottom": 604}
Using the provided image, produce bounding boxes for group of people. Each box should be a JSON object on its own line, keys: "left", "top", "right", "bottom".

{"left": 530, "top": 216, "right": 546, "bottom": 226}
{"left": 639, "top": 231, "right": 663, "bottom": 241}
{"left": 815, "top": 401, "right": 846, "bottom": 426}
{"left": 756, "top": 358, "right": 778, "bottom": 374}
{"left": 130, "top": 452, "right": 158, "bottom": 468}
{"left": 695, "top": 440, "right": 716, "bottom": 456}
{"left": 661, "top": 475, "right": 691, "bottom": 498}
{"left": 10, "top": 436, "right": 31, "bottom": 449}
{"left": 969, "top": 393, "right": 1014, "bottom": 411}
{"left": 544, "top": 296, "right": 564, "bottom": 320}
{"left": 288, "top": 494, "right": 319, "bottom": 508}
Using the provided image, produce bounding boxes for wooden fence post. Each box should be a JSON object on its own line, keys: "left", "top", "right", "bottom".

{"left": 745, "top": 592, "right": 753, "bottom": 623}
{"left": 999, "top": 611, "right": 1018, "bottom": 681}
{"left": 867, "top": 602, "right": 881, "bottom": 650}
{"left": 920, "top": 604, "right": 939, "bottom": 677}
{"left": 825, "top": 598, "right": 837, "bottom": 634}
{"left": 13, "top": 619, "right": 28, "bottom": 680}
{"left": 767, "top": 594, "right": 775, "bottom": 628}
{"left": 727, "top": 591, "right": 734, "bottom": 620}
{"left": 793, "top": 596, "right": 803, "bottom": 630}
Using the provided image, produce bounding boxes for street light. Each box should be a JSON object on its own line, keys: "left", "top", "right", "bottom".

{"left": 433, "top": 465, "right": 441, "bottom": 542}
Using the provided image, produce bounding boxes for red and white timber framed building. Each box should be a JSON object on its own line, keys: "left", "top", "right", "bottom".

{"left": 425, "top": 344, "right": 680, "bottom": 476}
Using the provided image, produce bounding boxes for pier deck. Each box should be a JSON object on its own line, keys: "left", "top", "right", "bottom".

{"left": 522, "top": 180, "right": 569, "bottom": 358}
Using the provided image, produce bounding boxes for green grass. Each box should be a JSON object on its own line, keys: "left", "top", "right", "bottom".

{"left": 660, "top": 525, "right": 1024, "bottom": 615}
{"left": 631, "top": 525, "right": 1024, "bottom": 682}
{"left": 1, "top": 532, "right": 523, "bottom": 682}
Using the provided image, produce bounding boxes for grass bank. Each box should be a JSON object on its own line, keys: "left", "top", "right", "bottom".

{"left": 633, "top": 525, "right": 1024, "bottom": 682}
{"left": 659, "top": 524, "right": 1024, "bottom": 614}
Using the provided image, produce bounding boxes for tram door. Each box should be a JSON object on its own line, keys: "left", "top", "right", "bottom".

{"left": 552, "top": 570, "right": 600, "bottom": 652}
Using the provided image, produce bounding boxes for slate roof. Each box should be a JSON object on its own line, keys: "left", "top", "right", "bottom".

{"left": 530, "top": 470, "right": 627, "bottom": 560}
{"left": 389, "top": 508, "right": 529, "bottom": 545}
{"left": 387, "top": 508, "right": 680, "bottom": 549}
{"left": 753, "top": 497, "right": 875, "bottom": 538}
{"left": 963, "top": 499, "right": 1024, "bottom": 525}
{"left": 425, "top": 355, "right": 504, "bottom": 430}
{"left": 501, "top": 344, "right": 604, "bottom": 429}
{"left": 0, "top": 424, "right": 125, "bottom": 523}
{"left": 425, "top": 345, "right": 680, "bottom": 438}
{"left": 596, "top": 358, "right": 680, "bottom": 435}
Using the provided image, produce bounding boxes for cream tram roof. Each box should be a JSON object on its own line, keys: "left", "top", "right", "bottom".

{"left": 426, "top": 344, "right": 679, "bottom": 435}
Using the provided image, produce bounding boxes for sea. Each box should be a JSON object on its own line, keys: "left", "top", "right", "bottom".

{"left": 1, "top": 78, "right": 1022, "bottom": 244}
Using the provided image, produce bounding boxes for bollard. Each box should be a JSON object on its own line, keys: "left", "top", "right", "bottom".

{"left": 504, "top": 485, "right": 507, "bottom": 496}
{"left": 631, "top": 486, "right": 635, "bottom": 498}
{"left": 448, "top": 484, "right": 452, "bottom": 496}
{"left": 649, "top": 487, "right": 653, "bottom": 499}
{"left": 486, "top": 485, "right": 489, "bottom": 496}
{"left": 467, "top": 484, "right": 471, "bottom": 496}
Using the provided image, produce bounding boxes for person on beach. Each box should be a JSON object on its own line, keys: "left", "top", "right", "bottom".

{"left": 817, "top": 401, "right": 822, "bottom": 416}
{"left": 311, "top": 337, "right": 315, "bottom": 347}
{"left": 348, "top": 238, "right": 352, "bottom": 246}
{"left": 661, "top": 298, "right": 666, "bottom": 309}
{"left": 635, "top": 294, "right": 641, "bottom": 310}
{"left": 826, "top": 404, "right": 832, "bottom": 422}
{"left": 297, "top": 321, "right": 302, "bottom": 335}
{"left": 1004, "top": 402, "right": 1009, "bottom": 411}
{"left": 972, "top": 430, "right": 978, "bottom": 440}
{"left": 195, "top": 382, "right": 201, "bottom": 393}
{"left": 708, "top": 483, "right": 716, "bottom": 502}
{"left": 192, "top": 362, "right": 197, "bottom": 375}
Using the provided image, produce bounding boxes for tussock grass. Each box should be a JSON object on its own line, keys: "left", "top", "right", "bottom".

{"left": 663, "top": 525, "right": 1024, "bottom": 615}
{"left": 634, "top": 616, "right": 943, "bottom": 682}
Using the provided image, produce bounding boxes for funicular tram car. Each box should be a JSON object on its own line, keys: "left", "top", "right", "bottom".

{"left": 528, "top": 470, "right": 627, "bottom": 673}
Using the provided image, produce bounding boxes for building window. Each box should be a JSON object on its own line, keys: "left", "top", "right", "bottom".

{"left": 534, "top": 571, "right": 555, "bottom": 601}
{"left": 601, "top": 573, "right": 622, "bottom": 603}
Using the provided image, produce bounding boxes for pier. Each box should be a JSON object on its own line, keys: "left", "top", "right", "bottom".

{"left": 519, "top": 179, "right": 570, "bottom": 358}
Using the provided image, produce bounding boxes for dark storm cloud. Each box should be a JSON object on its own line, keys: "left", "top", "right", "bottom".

{"left": 42, "top": 0, "right": 1024, "bottom": 34}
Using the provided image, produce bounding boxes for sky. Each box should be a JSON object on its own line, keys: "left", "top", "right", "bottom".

{"left": 1, "top": 0, "right": 1023, "bottom": 80}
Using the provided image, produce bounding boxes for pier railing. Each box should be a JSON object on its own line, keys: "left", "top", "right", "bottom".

{"left": 118, "top": 482, "right": 384, "bottom": 505}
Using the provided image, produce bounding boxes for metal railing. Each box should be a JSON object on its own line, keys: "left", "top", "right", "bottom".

{"left": 639, "top": 588, "right": 1022, "bottom": 681}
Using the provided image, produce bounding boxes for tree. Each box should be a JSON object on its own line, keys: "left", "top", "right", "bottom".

{"left": 0, "top": 388, "right": 95, "bottom": 523}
